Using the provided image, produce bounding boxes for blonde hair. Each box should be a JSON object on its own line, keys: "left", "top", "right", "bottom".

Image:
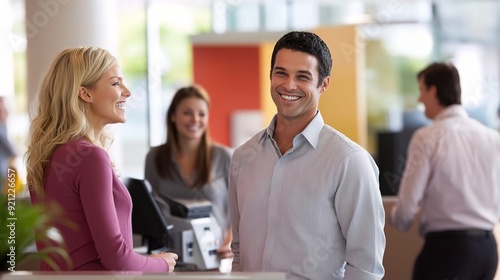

{"left": 26, "top": 47, "right": 117, "bottom": 197}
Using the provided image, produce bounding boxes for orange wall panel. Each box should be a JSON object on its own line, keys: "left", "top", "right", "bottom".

{"left": 193, "top": 45, "right": 261, "bottom": 146}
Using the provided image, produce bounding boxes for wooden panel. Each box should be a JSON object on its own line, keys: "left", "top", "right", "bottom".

{"left": 383, "top": 198, "right": 423, "bottom": 280}
{"left": 259, "top": 42, "right": 276, "bottom": 126}
{"left": 314, "top": 25, "right": 368, "bottom": 148}
{"left": 383, "top": 197, "right": 500, "bottom": 279}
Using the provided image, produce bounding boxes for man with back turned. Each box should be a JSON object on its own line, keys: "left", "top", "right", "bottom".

{"left": 390, "top": 62, "right": 500, "bottom": 280}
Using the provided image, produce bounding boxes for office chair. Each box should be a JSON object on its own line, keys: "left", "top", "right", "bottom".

{"left": 122, "top": 177, "right": 173, "bottom": 254}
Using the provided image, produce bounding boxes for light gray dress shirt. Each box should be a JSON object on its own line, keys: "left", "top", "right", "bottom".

{"left": 145, "top": 144, "right": 233, "bottom": 235}
{"left": 228, "top": 111, "right": 385, "bottom": 280}
{"left": 391, "top": 105, "right": 500, "bottom": 236}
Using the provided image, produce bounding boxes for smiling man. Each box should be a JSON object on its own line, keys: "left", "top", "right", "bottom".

{"left": 228, "top": 31, "right": 386, "bottom": 280}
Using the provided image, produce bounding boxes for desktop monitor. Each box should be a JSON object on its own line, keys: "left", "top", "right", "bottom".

{"left": 122, "top": 177, "right": 172, "bottom": 253}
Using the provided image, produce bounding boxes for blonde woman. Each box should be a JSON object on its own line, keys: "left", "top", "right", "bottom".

{"left": 26, "top": 47, "right": 178, "bottom": 272}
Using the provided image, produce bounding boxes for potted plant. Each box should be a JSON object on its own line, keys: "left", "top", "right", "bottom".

{"left": 1, "top": 168, "right": 72, "bottom": 272}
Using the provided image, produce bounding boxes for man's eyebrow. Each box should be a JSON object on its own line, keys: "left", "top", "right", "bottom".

{"left": 273, "top": 67, "right": 312, "bottom": 75}
{"left": 297, "top": 70, "right": 313, "bottom": 76}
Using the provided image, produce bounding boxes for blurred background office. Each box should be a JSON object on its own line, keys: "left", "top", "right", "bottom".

{"left": 2, "top": 0, "right": 500, "bottom": 278}
{"left": 2, "top": 0, "right": 499, "bottom": 192}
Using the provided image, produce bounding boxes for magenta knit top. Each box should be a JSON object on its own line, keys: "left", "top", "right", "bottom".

{"left": 30, "top": 139, "right": 169, "bottom": 271}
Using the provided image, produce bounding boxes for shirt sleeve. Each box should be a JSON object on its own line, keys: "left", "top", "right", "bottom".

{"left": 76, "top": 146, "right": 168, "bottom": 271}
{"left": 216, "top": 146, "right": 233, "bottom": 231}
{"left": 390, "top": 130, "right": 431, "bottom": 232}
{"left": 335, "top": 150, "right": 386, "bottom": 280}
{"left": 228, "top": 151, "right": 241, "bottom": 271}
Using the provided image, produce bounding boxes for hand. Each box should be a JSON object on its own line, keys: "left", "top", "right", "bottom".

{"left": 151, "top": 252, "right": 178, "bottom": 272}
{"left": 217, "top": 229, "right": 233, "bottom": 259}
{"left": 216, "top": 244, "right": 233, "bottom": 259}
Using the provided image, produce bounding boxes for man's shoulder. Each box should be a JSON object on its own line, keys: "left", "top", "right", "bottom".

{"left": 320, "top": 124, "right": 367, "bottom": 153}
{"left": 422, "top": 116, "right": 498, "bottom": 137}
{"left": 234, "top": 129, "right": 266, "bottom": 151}
{"left": 468, "top": 121, "right": 500, "bottom": 146}
{"left": 408, "top": 121, "right": 443, "bottom": 141}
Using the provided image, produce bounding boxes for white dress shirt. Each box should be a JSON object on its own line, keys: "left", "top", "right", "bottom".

{"left": 391, "top": 105, "right": 500, "bottom": 236}
{"left": 229, "top": 112, "right": 385, "bottom": 280}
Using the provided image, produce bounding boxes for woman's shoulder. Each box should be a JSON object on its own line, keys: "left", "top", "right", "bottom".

{"left": 52, "top": 138, "right": 106, "bottom": 159}
{"left": 48, "top": 139, "right": 111, "bottom": 179}
{"left": 148, "top": 144, "right": 168, "bottom": 154}
{"left": 145, "top": 144, "right": 167, "bottom": 161}
{"left": 211, "top": 143, "right": 234, "bottom": 158}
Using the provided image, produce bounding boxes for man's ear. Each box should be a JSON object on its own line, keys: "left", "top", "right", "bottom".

{"left": 78, "top": 87, "right": 93, "bottom": 103}
{"left": 319, "top": 76, "right": 330, "bottom": 93}
{"left": 429, "top": 85, "right": 438, "bottom": 98}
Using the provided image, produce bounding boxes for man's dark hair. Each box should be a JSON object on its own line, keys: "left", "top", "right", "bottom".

{"left": 417, "top": 62, "right": 461, "bottom": 106}
{"left": 270, "top": 31, "right": 332, "bottom": 88}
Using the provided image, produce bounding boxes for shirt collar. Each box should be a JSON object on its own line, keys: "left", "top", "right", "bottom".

{"left": 260, "top": 111, "right": 324, "bottom": 149}
{"left": 435, "top": 104, "right": 468, "bottom": 121}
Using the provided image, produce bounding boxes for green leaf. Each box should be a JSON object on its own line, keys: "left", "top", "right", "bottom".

{"left": 0, "top": 194, "right": 72, "bottom": 271}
